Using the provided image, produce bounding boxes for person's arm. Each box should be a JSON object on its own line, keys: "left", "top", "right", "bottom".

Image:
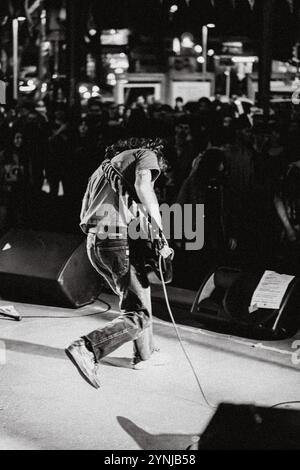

{"left": 135, "top": 169, "right": 172, "bottom": 258}
{"left": 274, "top": 194, "right": 297, "bottom": 241}
{"left": 135, "top": 169, "right": 163, "bottom": 230}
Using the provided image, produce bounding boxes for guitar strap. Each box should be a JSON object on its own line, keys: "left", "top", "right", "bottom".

{"left": 101, "top": 159, "right": 166, "bottom": 247}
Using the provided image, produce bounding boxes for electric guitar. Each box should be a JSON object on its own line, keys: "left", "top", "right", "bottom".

{"left": 142, "top": 225, "right": 174, "bottom": 284}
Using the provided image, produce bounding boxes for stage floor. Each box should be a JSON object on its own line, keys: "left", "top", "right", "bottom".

{"left": 0, "top": 288, "right": 300, "bottom": 450}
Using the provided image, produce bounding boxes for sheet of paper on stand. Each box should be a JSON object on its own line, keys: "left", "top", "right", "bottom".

{"left": 250, "top": 271, "right": 295, "bottom": 311}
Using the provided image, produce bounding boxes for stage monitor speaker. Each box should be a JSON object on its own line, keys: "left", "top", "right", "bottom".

{"left": 191, "top": 267, "right": 300, "bottom": 339}
{"left": 0, "top": 229, "right": 103, "bottom": 308}
{"left": 197, "top": 403, "right": 300, "bottom": 450}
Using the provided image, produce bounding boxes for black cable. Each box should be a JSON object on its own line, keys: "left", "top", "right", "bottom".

{"left": 158, "top": 256, "right": 299, "bottom": 412}
{"left": 270, "top": 401, "right": 300, "bottom": 409}
{"left": 159, "top": 255, "right": 216, "bottom": 410}
{"left": 0, "top": 299, "right": 111, "bottom": 320}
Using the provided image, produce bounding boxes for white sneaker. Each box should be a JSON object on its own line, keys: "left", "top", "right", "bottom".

{"left": 131, "top": 349, "right": 170, "bottom": 370}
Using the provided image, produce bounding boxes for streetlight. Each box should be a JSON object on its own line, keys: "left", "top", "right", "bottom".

{"left": 12, "top": 16, "right": 26, "bottom": 101}
{"left": 225, "top": 67, "right": 231, "bottom": 98}
{"left": 202, "top": 23, "right": 215, "bottom": 76}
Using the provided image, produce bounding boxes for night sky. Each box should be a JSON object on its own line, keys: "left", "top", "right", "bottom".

{"left": 91, "top": 0, "right": 298, "bottom": 60}
{"left": 0, "top": 0, "right": 298, "bottom": 60}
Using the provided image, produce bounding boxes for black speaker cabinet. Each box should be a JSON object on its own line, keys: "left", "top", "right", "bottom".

{"left": 0, "top": 229, "right": 103, "bottom": 308}
{"left": 198, "top": 403, "right": 300, "bottom": 450}
{"left": 191, "top": 267, "right": 300, "bottom": 339}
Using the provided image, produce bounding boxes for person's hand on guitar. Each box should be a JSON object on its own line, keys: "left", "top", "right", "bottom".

{"left": 159, "top": 244, "right": 174, "bottom": 260}
{"left": 147, "top": 238, "right": 174, "bottom": 284}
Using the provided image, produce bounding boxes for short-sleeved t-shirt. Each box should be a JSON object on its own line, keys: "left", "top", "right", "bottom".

{"left": 80, "top": 148, "right": 160, "bottom": 235}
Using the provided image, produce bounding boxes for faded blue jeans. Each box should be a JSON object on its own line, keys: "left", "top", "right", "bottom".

{"left": 84, "top": 232, "right": 154, "bottom": 362}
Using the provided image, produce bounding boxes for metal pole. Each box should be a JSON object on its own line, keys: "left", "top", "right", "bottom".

{"left": 225, "top": 67, "right": 231, "bottom": 98}
{"left": 38, "top": 5, "right": 47, "bottom": 81}
{"left": 258, "top": 0, "right": 274, "bottom": 118}
{"left": 202, "top": 25, "right": 208, "bottom": 76}
{"left": 54, "top": 39, "right": 60, "bottom": 76}
{"left": 12, "top": 18, "right": 18, "bottom": 101}
{"left": 67, "top": 0, "right": 79, "bottom": 108}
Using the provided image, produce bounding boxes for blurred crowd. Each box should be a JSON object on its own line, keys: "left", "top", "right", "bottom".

{"left": 1, "top": 93, "right": 300, "bottom": 289}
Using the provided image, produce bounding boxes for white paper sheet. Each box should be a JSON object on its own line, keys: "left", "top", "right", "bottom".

{"left": 250, "top": 270, "right": 295, "bottom": 311}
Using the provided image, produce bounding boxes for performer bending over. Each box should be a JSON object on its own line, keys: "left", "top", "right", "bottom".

{"left": 66, "top": 138, "right": 173, "bottom": 388}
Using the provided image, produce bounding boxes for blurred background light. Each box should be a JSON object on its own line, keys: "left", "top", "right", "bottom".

{"left": 181, "top": 33, "right": 194, "bottom": 49}
{"left": 173, "top": 38, "right": 181, "bottom": 55}
{"left": 194, "top": 44, "right": 203, "bottom": 54}
{"left": 79, "top": 85, "right": 88, "bottom": 94}
{"left": 170, "top": 5, "right": 178, "bottom": 13}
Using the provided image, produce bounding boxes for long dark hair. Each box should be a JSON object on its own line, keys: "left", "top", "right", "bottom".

{"left": 3, "top": 129, "right": 26, "bottom": 162}
{"left": 105, "top": 137, "right": 166, "bottom": 170}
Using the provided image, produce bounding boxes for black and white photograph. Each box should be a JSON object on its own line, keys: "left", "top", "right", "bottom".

{"left": 1, "top": 0, "right": 300, "bottom": 453}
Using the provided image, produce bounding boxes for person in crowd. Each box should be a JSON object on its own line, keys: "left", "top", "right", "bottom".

{"left": 46, "top": 110, "right": 70, "bottom": 197}
{"left": 0, "top": 110, "right": 10, "bottom": 152}
{"left": 115, "top": 104, "right": 126, "bottom": 124}
{"left": 274, "top": 162, "right": 300, "bottom": 275}
{"left": 127, "top": 96, "right": 150, "bottom": 137}
{"left": 222, "top": 119, "right": 262, "bottom": 268}
{"left": 21, "top": 107, "right": 48, "bottom": 195}
{"left": 212, "top": 114, "right": 236, "bottom": 146}
{"left": 175, "top": 147, "right": 235, "bottom": 287}
{"left": 107, "top": 104, "right": 127, "bottom": 142}
{"left": 258, "top": 122, "right": 287, "bottom": 182}
{"left": 5, "top": 104, "right": 18, "bottom": 129}
{"left": 86, "top": 97, "right": 110, "bottom": 146}
{"left": 211, "top": 93, "right": 223, "bottom": 115}
{"left": 285, "top": 119, "right": 300, "bottom": 164}
{"left": 146, "top": 94, "right": 156, "bottom": 116}
{"left": 189, "top": 97, "right": 214, "bottom": 153}
{"left": 172, "top": 121, "right": 196, "bottom": 188}
{"left": 250, "top": 123, "right": 284, "bottom": 268}
{"left": 0, "top": 130, "right": 32, "bottom": 229}
{"left": 174, "top": 96, "right": 185, "bottom": 114}
{"left": 223, "top": 118, "right": 256, "bottom": 196}
{"left": 66, "top": 118, "right": 104, "bottom": 229}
